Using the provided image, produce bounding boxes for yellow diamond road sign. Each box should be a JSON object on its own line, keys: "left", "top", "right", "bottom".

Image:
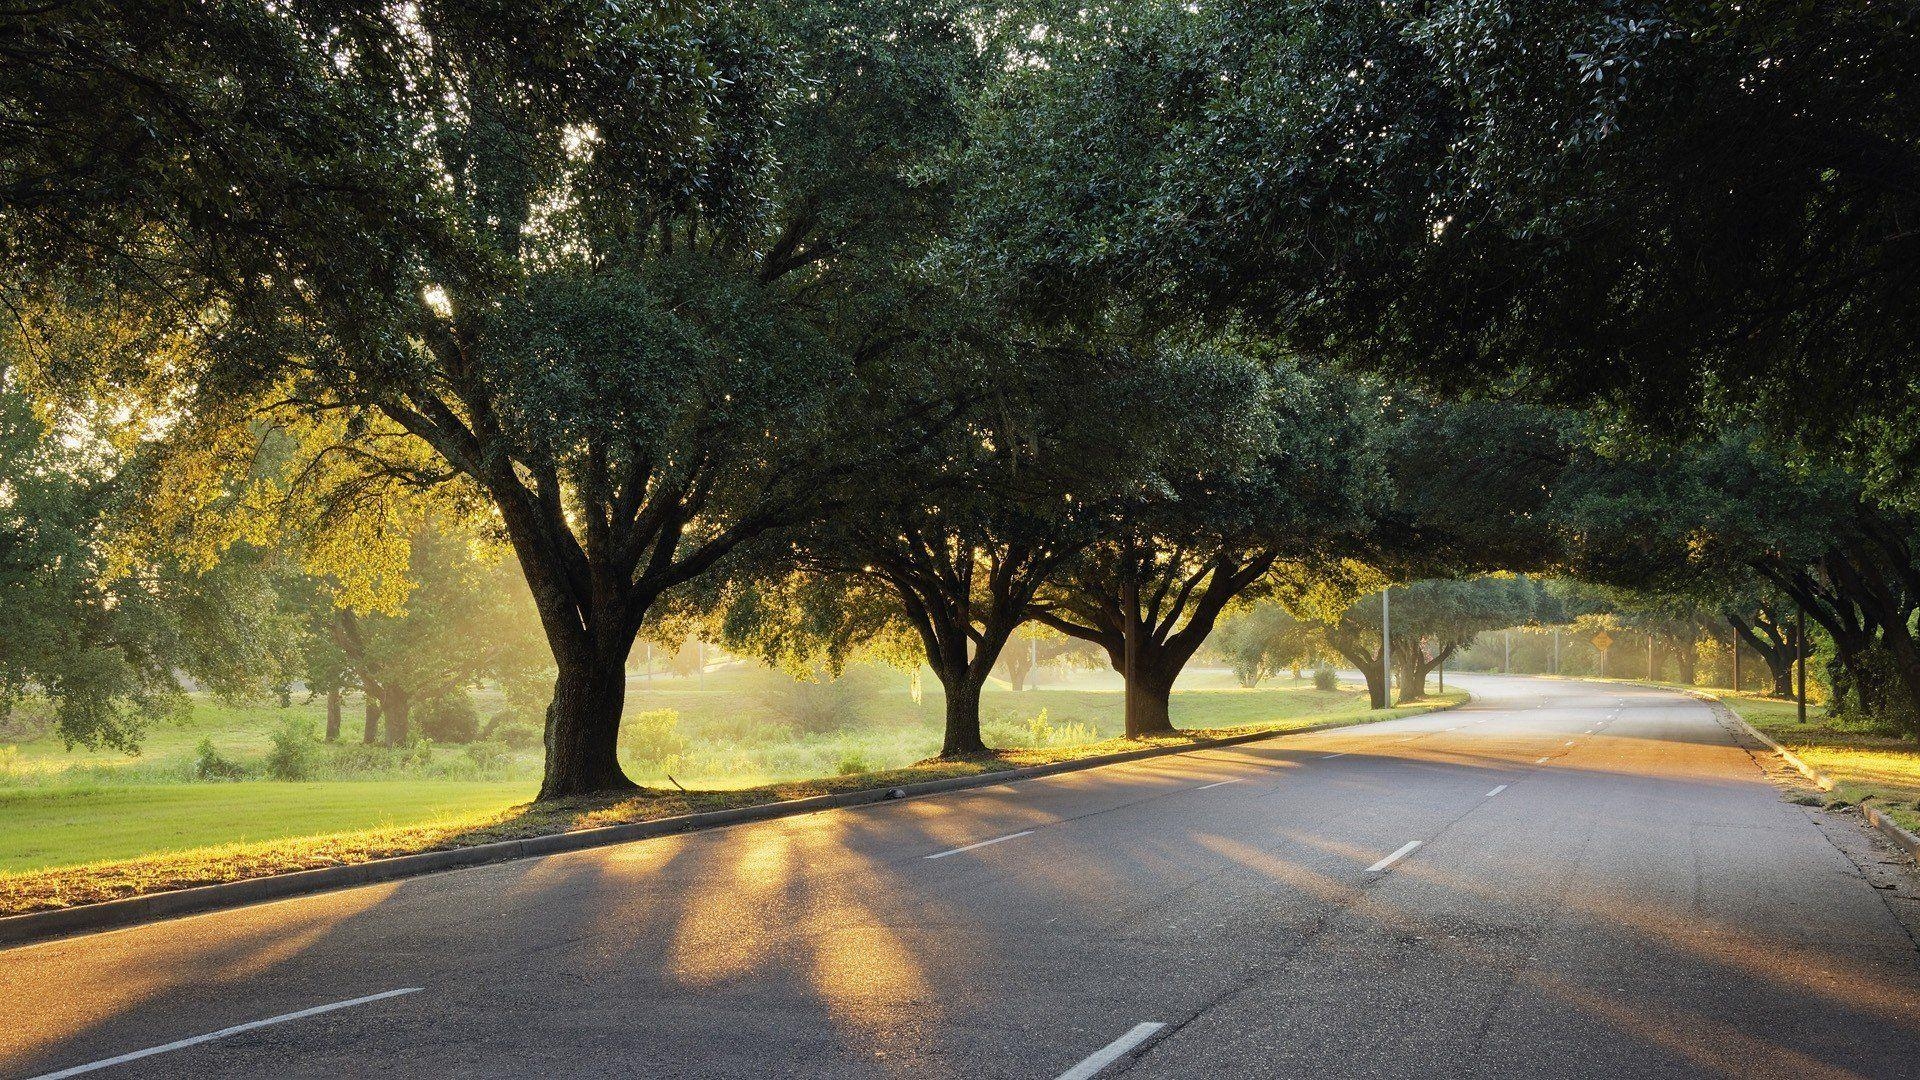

{"left": 1591, "top": 630, "right": 1613, "bottom": 652}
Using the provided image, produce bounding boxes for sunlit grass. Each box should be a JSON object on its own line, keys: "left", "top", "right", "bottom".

{"left": 1718, "top": 692, "right": 1920, "bottom": 834}
{"left": 0, "top": 687, "right": 1466, "bottom": 916}
{"left": 0, "top": 781, "right": 535, "bottom": 874}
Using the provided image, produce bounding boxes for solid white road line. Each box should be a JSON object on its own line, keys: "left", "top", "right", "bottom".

{"left": 1056, "top": 1023, "right": 1167, "bottom": 1080}
{"left": 1366, "top": 840, "right": 1423, "bottom": 873}
{"left": 1318, "top": 752, "right": 1350, "bottom": 760}
{"left": 1195, "top": 778, "right": 1245, "bottom": 790}
{"left": 1535, "top": 756, "right": 1551, "bottom": 764}
{"left": 924, "top": 829, "right": 1035, "bottom": 860}
{"left": 1484, "top": 784, "right": 1508, "bottom": 797}
{"left": 26, "top": 988, "right": 422, "bottom": 1080}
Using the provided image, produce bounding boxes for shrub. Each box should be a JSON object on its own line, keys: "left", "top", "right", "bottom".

{"left": 483, "top": 711, "right": 544, "bottom": 749}
{"left": 418, "top": 692, "right": 480, "bottom": 744}
{"left": 194, "top": 737, "right": 247, "bottom": 781}
{"left": 265, "top": 718, "right": 323, "bottom": 781}
{"left": 836, "top": 750, "right": 873, "bottom": 775}
{"left": 398, "top": 737, "right": 435, "bottom": 769}
{"left": 495, "top": 720, "right": 543, "bottom": 749}
{"left": 981, "top": 717, "right": 1027, "bottom": 748}
{"left": 465, "top": 740, "right": 514, "bottom": 771}
{"left": 329, "top": 741, "right": 402, "bottom": 775}
{"left": 1019, "top": 709, "right": 1097, "bottom": 748}
{"left": 621, "top": 708, "right": 690, "bottom": 768}
{"left": 1313, "top": 667, "right": 1339, "bottom": 692}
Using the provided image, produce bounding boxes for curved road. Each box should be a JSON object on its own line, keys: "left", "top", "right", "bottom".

{"left": 5, "top": 676, "right": 1920, "bottom": 1079}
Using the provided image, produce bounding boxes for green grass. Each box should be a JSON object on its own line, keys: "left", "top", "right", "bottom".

{"left": 0, "top": 676, "right": 1467, "bottom": 915}
{"left": 1716, "top": 691, "right": 1920, "bottom": 834}
{"left": 0, "top": 781, "right": 534, "bottom": 874}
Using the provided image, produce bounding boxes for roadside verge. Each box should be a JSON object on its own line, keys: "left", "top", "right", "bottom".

{"left": 0, "top": 694, "right": 1467, "bottom": 948}
{"left": 1694, "top": 691, "right": 1920, "bottom": 863}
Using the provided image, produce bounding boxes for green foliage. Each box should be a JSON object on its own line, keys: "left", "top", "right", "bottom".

{"left": 486, "top": 717, "right": 544, "bottom": 752}
{"left": 464, "top": 741, "right": 515, "bottom": 772}
{"left": 264, "top": 719, "right": 322, "bottom": 781}
{"left": 417, "top": 692, "right": 480, "bottom": 746}
{"left": 1212, "top": 605, "right": 1317, "bottom": 687}
{"left": 967, "top": 1, "right": 1920, "bottom": 505}
{"left": 1313, "top": 667, "right": 1339, "bottom": 692}
{"left": 0, "top": 379, "right": 290, "bottom": 753}
{"left": 193, "top": 738, "right": 246, "bottom": 782}
{"left": 620, "top": 709, "right": 691, "bottom": 769}
{"left": 1024, "top": 709, "right": 1097, "bottom": 750}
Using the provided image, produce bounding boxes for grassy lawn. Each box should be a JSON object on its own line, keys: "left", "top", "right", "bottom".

{"left": 1717, "top": 692, "right": 1920, "bottom": 835}
{"left": 0, "top": 782, "right": 534, "bottom": 874}
{"left": 0, "top": 679, "right": 1466, "bottom": 916}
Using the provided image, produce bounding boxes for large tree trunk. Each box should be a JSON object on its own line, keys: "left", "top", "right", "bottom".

{"left": 1731, "top": 614, "right": 1798, "bottom": 697}
{"left": 1394, "top": 646, "right": 1426, "bottom": 704}
{"left": 1875, "top": 625, "right": 1920, "bottom": 739}
{"left": 1000, "top": 641, "right": 1033, "bottom": 693}
{"left": 1332, "top": 642, "right": 1387, "bottom": 708}
{"left": 1123, "top": 661, "right": 1177, "bottom": 737}
{"left": 325, "top": 689, "right": 342, "bottom": 742}
{"left": 538, "top": 654, "right": 636, "bottom": 800}
{"left": 1764, "top": 649, "right": 1794, "bottom": 697}
{"left": 362, "top": 695, "right": 381, "bottom": 744}
{"left": 1670, "top": 637, "right": 1698, "bottom": 685}
{"left": 380, "top": 688, "right": 411, "bottom": 747}
{"left": 939, "top": 674, "right": 989, "bottom": 756}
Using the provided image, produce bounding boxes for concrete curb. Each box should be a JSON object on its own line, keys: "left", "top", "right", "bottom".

{"left": 0, "top": 696, "right": 1468, "bottom": 948}
{"left": 1686, "top": 689, "right": 1920, "bottom": 863}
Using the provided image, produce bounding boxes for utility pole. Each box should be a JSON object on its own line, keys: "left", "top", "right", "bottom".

{"left": 1553, "top": 628, "right": 1561, "bottom": 675}
{"left": 1648, "top": 633, "right": 1656, "bottom": 681}
{"left": 1797, "top": 603, "right": 1808, "bottom": 724}
{"left": 1731, "top": 632, "right": 1741, "bottom": 693}
{"left": 1503, "top": 631, "right": 1511, "bottom": 674}
{"left": 1381, "top": 586, "right": 1392, "bottom": 707}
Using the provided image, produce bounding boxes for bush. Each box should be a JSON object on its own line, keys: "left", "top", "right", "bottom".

{"left": 398, "top": 737, "right": 435, "bottom": 769}
{"left": 981, "top": 717, "right": 1027, "bottom": 748}
{"left": 1313, "top": 667, "right": 1339, "bottom": 692}
{"left": 194, "top": 737, "right": 248, "bottom": 781}
{"left": 495, "top": 720, "right": 543, "bottom": 749}
{"left": 621, "top": 708, "right": 690, "bottom": 768}
{"left": 483, "top": 711, "right": 544, "bottom": 749}
{"left": 836, "top": 750, "right": 873, "bottom": 775}
{"left": 418, "top": 692, "right": 480, "bottom": 744}
{"left": 465, "top": 740, "right": 514, "bottom": 771}
{"left": 265, "top": 718, "right": 323, "bottom": 780}
{"left": 329, "top": 741, "right": 403, "bottom": 775}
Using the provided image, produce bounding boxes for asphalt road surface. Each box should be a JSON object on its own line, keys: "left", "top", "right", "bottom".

{"left": 6, "top": 675, "right": 1920, "bottom": 1079}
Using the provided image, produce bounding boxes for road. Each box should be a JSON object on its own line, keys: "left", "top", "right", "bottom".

{"left": 5, "top": 675, "right": 1920, "bottom": 1079}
